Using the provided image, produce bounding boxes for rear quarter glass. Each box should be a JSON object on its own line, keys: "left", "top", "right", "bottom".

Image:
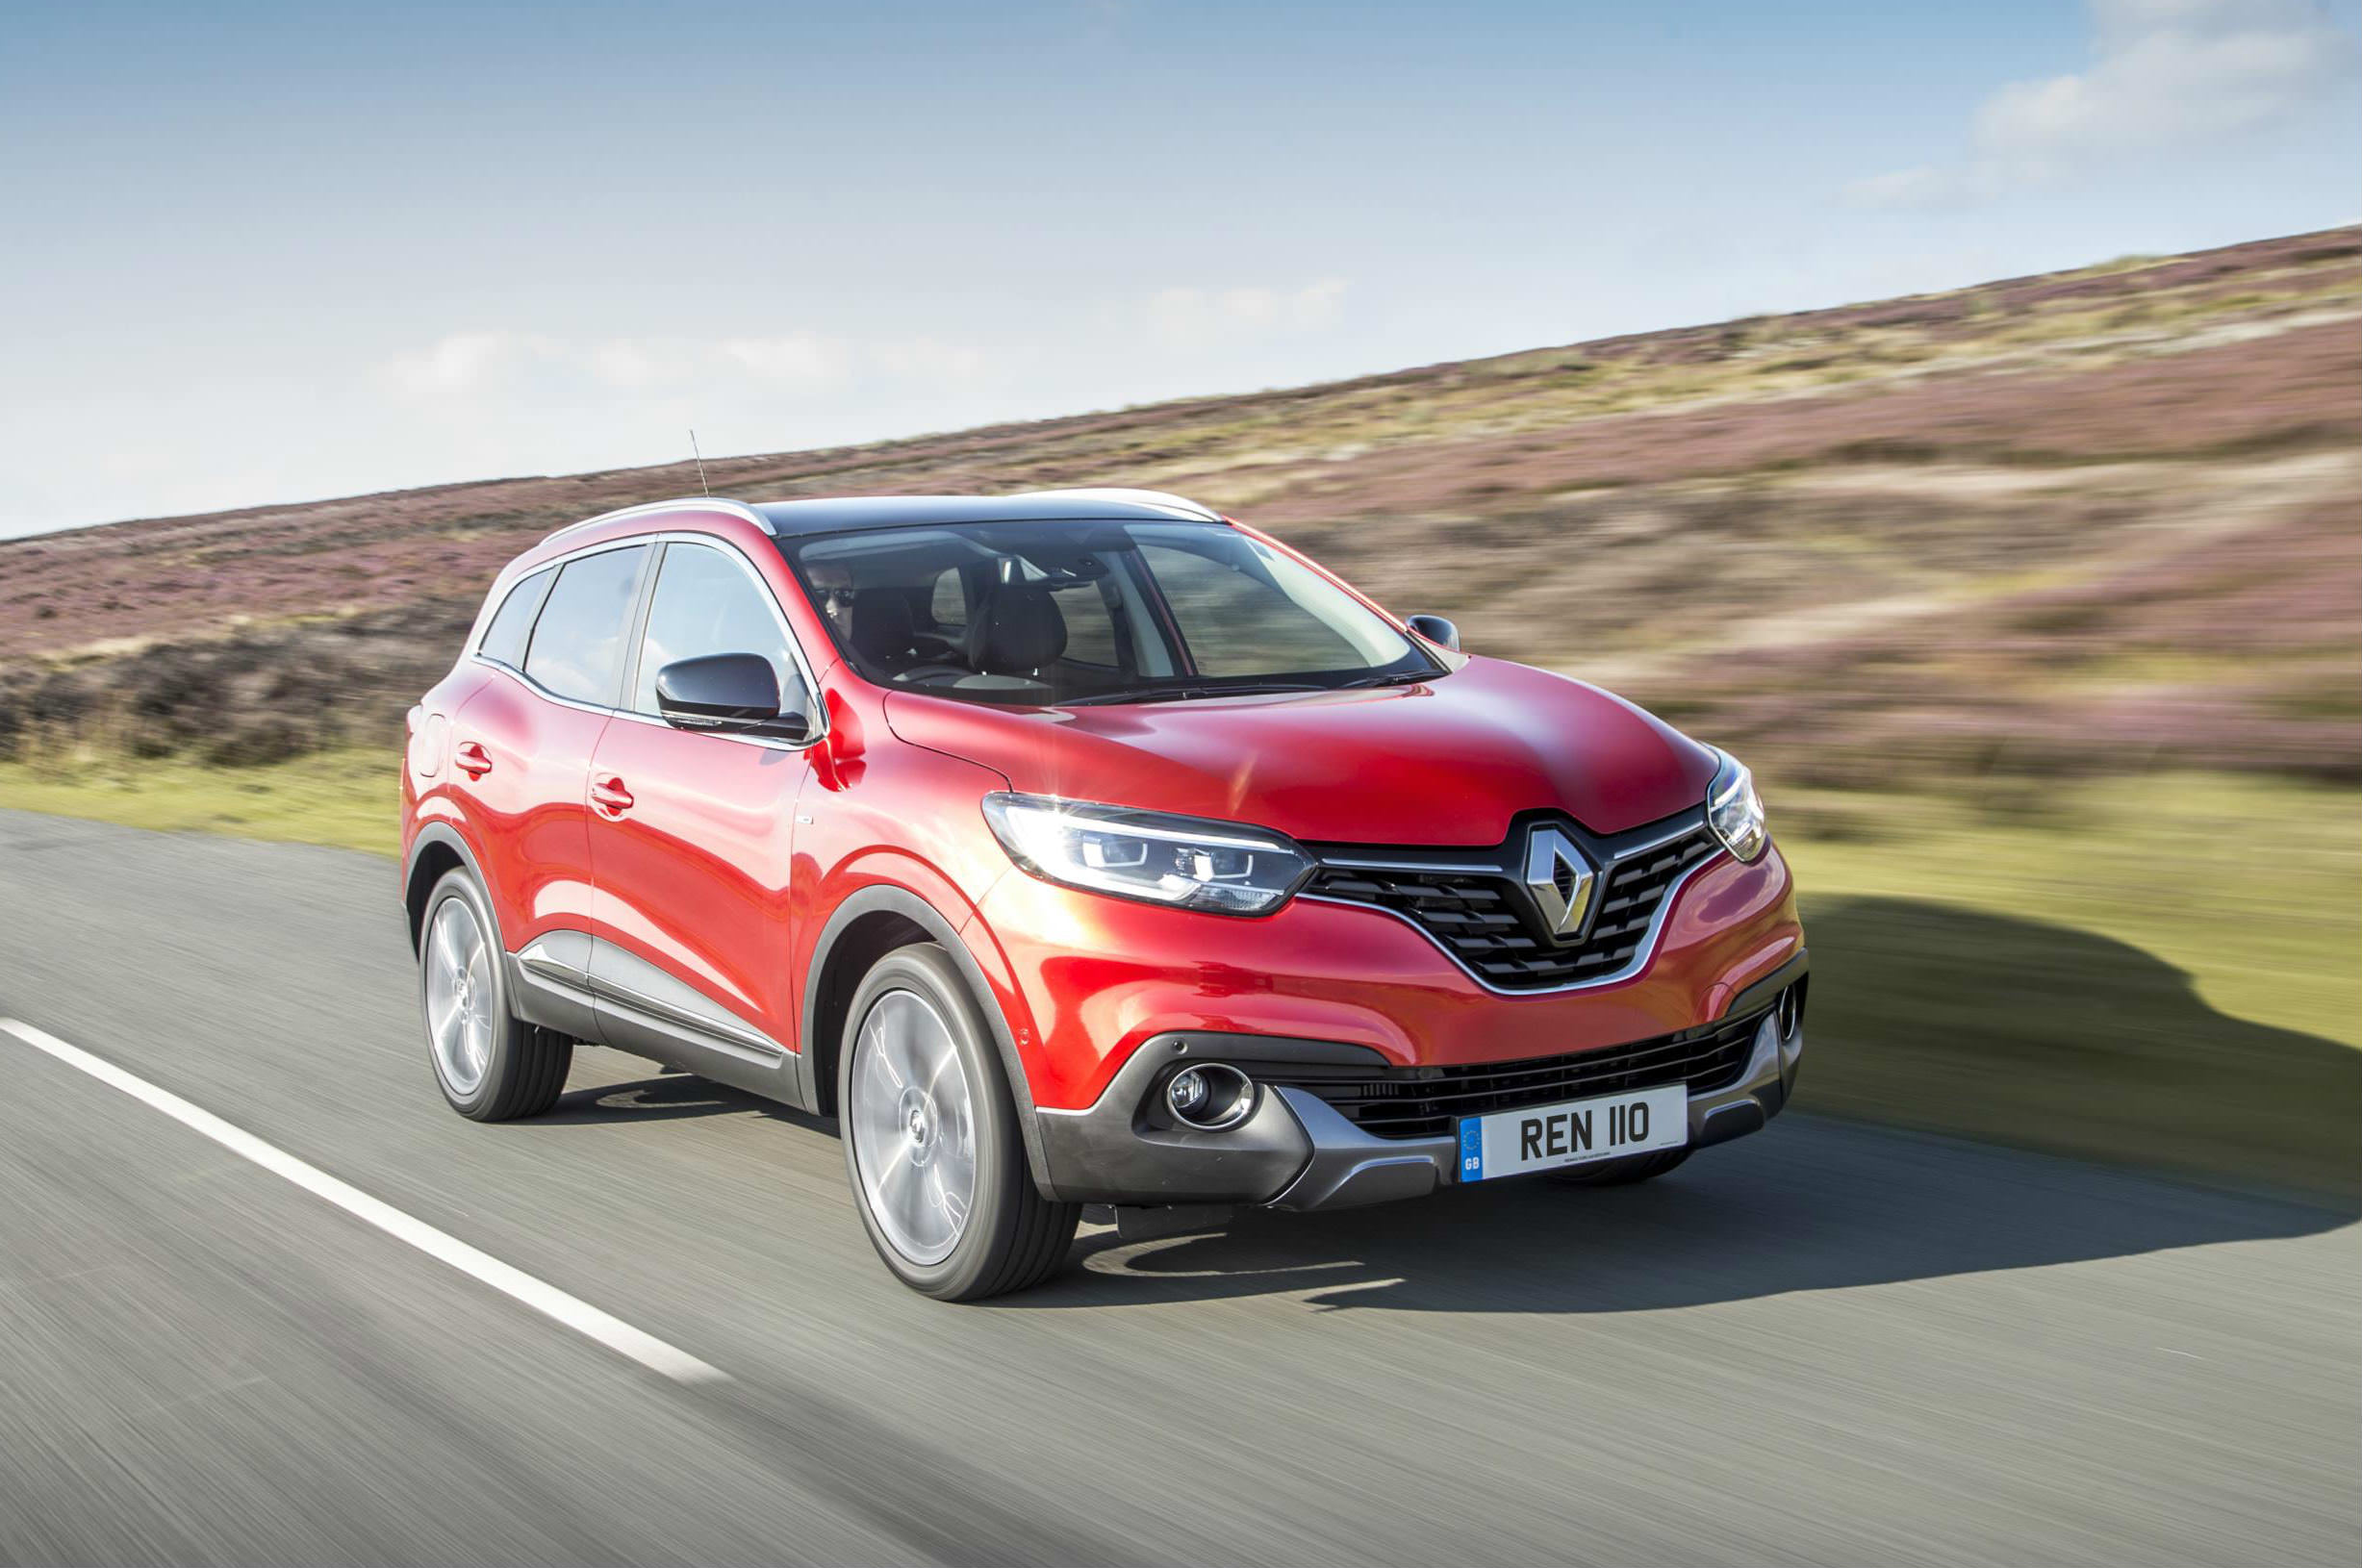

{"left": 479, "top": 567, "right": 555, "bottom": 669}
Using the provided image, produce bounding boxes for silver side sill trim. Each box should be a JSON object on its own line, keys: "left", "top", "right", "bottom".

{"left": 516, "top": 938, "right": 786, "bottom": 1061}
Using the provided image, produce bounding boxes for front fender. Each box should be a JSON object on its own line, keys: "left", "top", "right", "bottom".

{"left": 800, "top": 880, "right": 1054, "bottom": 1195}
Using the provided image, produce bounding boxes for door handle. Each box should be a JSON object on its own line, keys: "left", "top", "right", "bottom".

{"left": 590, "top": 776, "right": 635, "bottom": 817}
{"left": 454, "top": 741, "right": 494, "bottom": 779}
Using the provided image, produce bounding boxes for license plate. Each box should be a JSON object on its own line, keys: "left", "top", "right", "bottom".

{"left": 1456, "top": 1082, "right": 1688, "bottom": 1182}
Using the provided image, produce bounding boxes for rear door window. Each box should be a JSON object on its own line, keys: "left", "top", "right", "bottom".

{"left": 522, "top": 544, "right": 649, "bottom": 706}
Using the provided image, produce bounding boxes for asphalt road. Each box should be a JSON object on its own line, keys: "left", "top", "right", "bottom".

{"left": 0, "top": 808, "right": 2354, "bottom": 1567}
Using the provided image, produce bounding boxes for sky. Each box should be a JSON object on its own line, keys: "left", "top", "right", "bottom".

{"left": 2, "top": 0, "right": 2355, "bottom": 538}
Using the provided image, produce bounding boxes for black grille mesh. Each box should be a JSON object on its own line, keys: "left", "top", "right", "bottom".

{"left": 1263, "top": 1007, "right": 1766, "bottom": 1141}
{"left": 1307, "top": 822, "right": 1719, "bottom": 989}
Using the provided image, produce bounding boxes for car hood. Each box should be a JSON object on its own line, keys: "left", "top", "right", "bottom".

{"left": 880, "top": 656, "right": 1716, "bottom": 846}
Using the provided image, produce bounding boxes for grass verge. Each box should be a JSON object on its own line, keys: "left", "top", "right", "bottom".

{"left": 0, "top": 747, "right": 398, "bottom": 856}
{"left": 1, "top": 756, "right": 2352, "bottom": 1198}
{"left": 1782, "top": 775, "right": 2360, "bottom": 1200}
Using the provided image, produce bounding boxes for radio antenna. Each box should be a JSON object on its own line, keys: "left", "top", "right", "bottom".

{"left": 688, "top": 428, "right": 710, "bottom": 495}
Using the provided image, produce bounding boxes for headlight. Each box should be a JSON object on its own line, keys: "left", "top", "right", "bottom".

{"left": 1706, "top": 749, "right": 1768, "bottom": 863}
{"left": 980, "top": 793, "right": 1314, "bottom": 914}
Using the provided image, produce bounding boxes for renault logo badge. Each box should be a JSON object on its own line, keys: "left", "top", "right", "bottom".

{"left": 1523, "top": 825, "right": 1599, "bottom": 943}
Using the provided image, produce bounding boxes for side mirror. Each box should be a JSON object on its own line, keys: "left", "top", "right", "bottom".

{"left": 1405, "top": 614, "right": 1460, "bottom": 652}
{"left": 654, "top": 653, "right": 807, "bottom": 740}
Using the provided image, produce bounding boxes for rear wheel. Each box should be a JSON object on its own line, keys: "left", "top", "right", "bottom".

{"left": 1547, "top": 1147, "right": 1691, "bottom": 1186}
{"left": 840, "top": 945, "right": 1079, "bottom": 1301}
{"left": 418, "top": 870, "right": 572, "bottom": 1122}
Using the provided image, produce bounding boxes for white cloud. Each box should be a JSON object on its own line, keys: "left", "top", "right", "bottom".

{"left": 1980, "top": 0, "right": 2356, "bottom": 156}
{"left": 585, "top": 338, "right": 695, "bottom": 390}
{"left": 872, "top": 337, "right": 989, "bottom": 382}
{"left": 383, "top": 331, "right": 559, "bottom": 394}
{"left": 1145, "top": 278, "right": 1351, "bottom": 349}
{"left": 378, "top": 288, "right": 1347, "bottom": 418}
{"left": 381, "top": 329, "right": 959, "bottom": 403}
{"left": 717, "top": 333, "right": 840, "bottom": 385}
{"left": 1850, "top": 0, "right": 2356, "bottom": 205}
{"left": 1842, "top": 165, "right": 1976, "bottom": 210}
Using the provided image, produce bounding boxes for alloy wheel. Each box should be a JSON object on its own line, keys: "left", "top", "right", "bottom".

{"left": 849, "top": 988, "right": 978, "bottom": 1266}
{"left": 423, "top": 897, "right": 495, "bottom": 1096}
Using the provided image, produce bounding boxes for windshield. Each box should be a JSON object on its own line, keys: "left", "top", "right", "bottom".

{"left": 783, "top": 519, "right": 1436, "bottom": 705}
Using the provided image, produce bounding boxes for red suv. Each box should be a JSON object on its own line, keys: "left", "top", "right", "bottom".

{"left": 400, "top": 490, "right": 1806, "bottom": 1299}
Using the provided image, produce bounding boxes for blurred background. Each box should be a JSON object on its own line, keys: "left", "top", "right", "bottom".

{"left": 0, "top": 3, "right": 2355, "bottom": 1199}
{"left": 1, "top": 7, "right": 2358, "bottom": 1564}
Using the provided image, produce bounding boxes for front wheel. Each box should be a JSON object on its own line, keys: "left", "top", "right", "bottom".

{"left": 839, "top": 945, "right": 1078, "bottom": 1301}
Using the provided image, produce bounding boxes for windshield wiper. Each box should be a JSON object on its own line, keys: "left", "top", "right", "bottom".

{"left": 1338, "top": 670, "right": 1435, "bottom": 688}
{"left": 1059, "top": 682, "right": 1328, "bottom": 706}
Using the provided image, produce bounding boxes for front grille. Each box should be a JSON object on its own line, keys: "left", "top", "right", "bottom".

{"left": 1306, "top": 821, "right": 1719, "bottom": 989}
{"left": 1263, "top": 1008, "right": 1766, "bottom": 1141}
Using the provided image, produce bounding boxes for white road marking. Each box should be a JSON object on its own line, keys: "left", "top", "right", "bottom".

{"left": 0, "top": 1017, "right": 726, "bottom": 1385}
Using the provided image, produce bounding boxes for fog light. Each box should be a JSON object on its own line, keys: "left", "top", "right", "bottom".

{"left": 1774, "top": 984, "right": 1804, "bottom": 1068}
{"left": 1165, "top": 1063, "right": 1255, "bottom": 1130}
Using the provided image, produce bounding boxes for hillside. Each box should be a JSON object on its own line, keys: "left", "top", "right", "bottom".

{"left": 6, "top": 229, "right": 2359, "bottom": 1193}
{"left": 3, "top": 226, "right": 2357, "bottom": 796}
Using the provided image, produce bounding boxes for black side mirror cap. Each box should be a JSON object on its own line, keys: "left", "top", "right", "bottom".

{"left": 655, "top": 652, "right": 804, "bottom": 738}
{"left": 1405, "top": 614, "right": 1460, "bottom": 652}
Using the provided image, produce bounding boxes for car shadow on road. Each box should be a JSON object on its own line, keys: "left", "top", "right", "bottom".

{"left": 1792, "top": 896, "right": 2362, "bottom": 1198}
{"left": 538, "top": 1070, "right": 836, "bottom": 1134}
{"left": 540, "top": 1070, "right": 2353, "bottom": 1316}
{"left": 526, "top": 898, "right": 2361, "bottom": 1315}
{"left": 1010, "top": 897, "right": 2362, "bottom": 1313}
{"left": 1014, "top": 1121, "right": 2357, "bottom": 1313}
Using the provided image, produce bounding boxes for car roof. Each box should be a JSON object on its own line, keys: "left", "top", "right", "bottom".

{"left": 753, "top": 488, "right": 1223, "bottom": 537}
{"left": 536, "top": 489, "right": 1227, "bottom": 552}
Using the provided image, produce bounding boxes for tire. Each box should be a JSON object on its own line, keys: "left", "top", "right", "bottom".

{"left": 839, "top": 944, "right": 1079, "bottom": 1301}
{"left": 1546, "top": 1146, "right": 1691, "bottom": 1187}
{"left": 417, "top": 869, "right": 572, "bottom": 1122}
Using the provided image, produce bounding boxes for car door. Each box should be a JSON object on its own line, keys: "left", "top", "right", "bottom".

{"left": 453, "top": 543, "right": 650, "bottom": 1037}
{"left": 584, "top": 537, "right": 822, "bottom": 1100}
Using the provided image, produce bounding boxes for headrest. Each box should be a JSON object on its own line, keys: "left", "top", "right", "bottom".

{"left": 970, "top": 583, "right": 1067, "bottom": 674}
{"left": 848, "top": 590, "right": 917, "bottom": 665}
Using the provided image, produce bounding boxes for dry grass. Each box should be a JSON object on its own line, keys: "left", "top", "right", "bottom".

{"left": 6, "top": 228, "right": 2355, "bottom": 802}
{"left": 2, "top": 227, "right": 2358, "bottom": 1194}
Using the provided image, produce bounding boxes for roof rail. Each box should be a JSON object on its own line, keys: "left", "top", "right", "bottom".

{"left": 541, "top": 495, "right": 772, "bottom": 544}
{"left": 1005, "top": 487, "right": 1221, "bottom": 521}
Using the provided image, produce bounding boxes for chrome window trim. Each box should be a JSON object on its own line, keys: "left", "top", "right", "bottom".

{"left": 541, "top": 495, "right": 772, "bottom": 546}
{"left": 470, "top": 529, "right": 829, "bottom": 753}
{"left": 1300, "top": 816, "right": 1725, "bottom": 998}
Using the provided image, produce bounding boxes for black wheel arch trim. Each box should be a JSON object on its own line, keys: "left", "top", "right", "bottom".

{"left": 801, "top": 883, "right": 1056, "bottom": 1194}
{"left": 402, "top": 822, "right": 495, "bottom": 954}
{"left": 1724, "top": 947, "right": 1809, "bottom": 1023}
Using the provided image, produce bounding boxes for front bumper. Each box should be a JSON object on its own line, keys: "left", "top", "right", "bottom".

{"left": 1033, "top": 952, "right": 1807, "bottom": 1209}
